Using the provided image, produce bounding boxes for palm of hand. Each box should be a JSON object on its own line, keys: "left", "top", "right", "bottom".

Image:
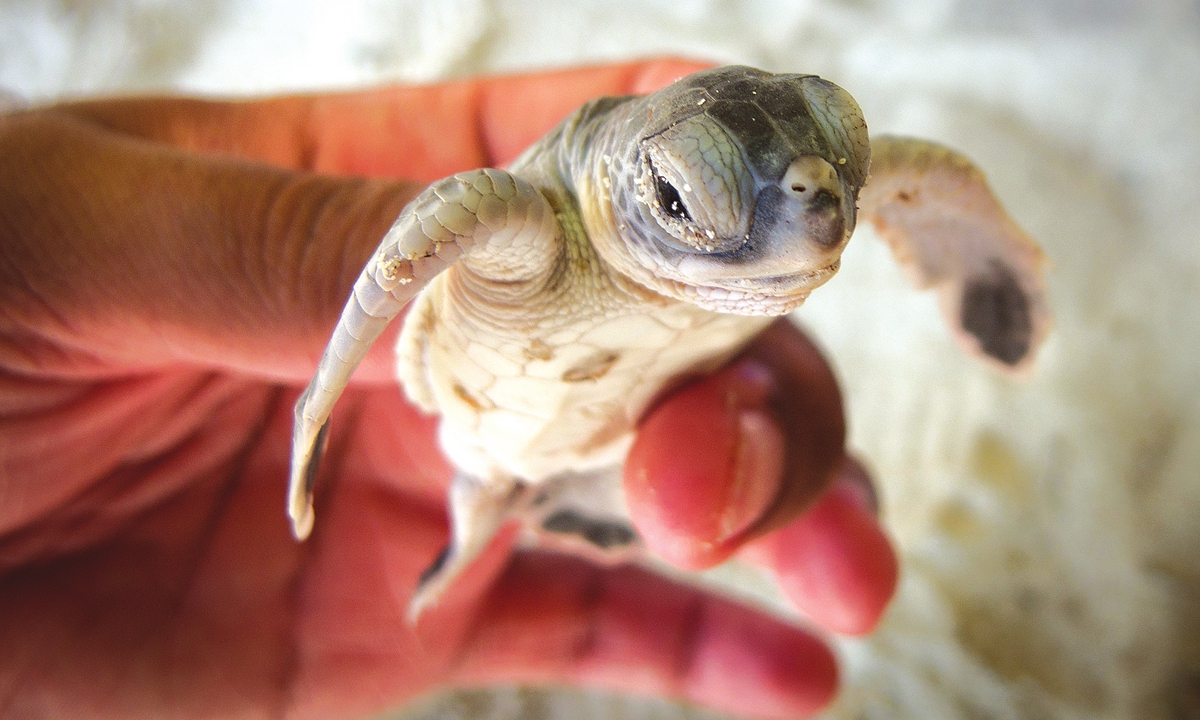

{"left": 0, "top": 61, "right": 894, "bottom": 720}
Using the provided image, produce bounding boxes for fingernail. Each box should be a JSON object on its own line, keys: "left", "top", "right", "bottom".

{"left": 718, "top": 409, "right": 785, "bottom": 544}
{"left": 726, "top": 358, "right": 776, "bottom": 404}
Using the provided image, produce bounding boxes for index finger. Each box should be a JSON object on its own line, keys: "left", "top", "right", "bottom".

{"left": 52, "top": 59, "right": 714, "bottom": 180}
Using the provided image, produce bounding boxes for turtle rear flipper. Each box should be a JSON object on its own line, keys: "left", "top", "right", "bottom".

{"left": 528, "top": 468, "right": 642, "bottom": 564}
{"left": 408, "top": 472, "right": 529, "bottom": 620}
{"left": 409, "top": 467, "right": 643, "bottom": 620}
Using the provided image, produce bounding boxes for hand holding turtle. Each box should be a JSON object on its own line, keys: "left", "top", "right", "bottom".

{"left": 0, "top": 60, "right": 899, "bottom": 720}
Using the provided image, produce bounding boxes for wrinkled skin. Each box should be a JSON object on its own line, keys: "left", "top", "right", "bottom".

{"left": 0, "top": 60, "right": 897, "bottom": 720}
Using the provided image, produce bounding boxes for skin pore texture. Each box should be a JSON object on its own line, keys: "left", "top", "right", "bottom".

{"left": 0, "top": 60, "right": 899, "bottom": 720}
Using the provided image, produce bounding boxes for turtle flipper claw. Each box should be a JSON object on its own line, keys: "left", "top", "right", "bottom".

{"left": 287, "top": 396, "right": 329, "bottom": 540}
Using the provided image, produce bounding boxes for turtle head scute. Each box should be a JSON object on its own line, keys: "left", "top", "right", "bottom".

{"left": 599, "top": 66, "right": 871, "bottom": 315}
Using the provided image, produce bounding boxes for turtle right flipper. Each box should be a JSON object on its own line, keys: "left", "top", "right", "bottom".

{"left": 859, "top": 136, "right": 1051, "bottom": 373}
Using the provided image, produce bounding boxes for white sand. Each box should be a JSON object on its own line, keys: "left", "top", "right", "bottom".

{"left": 4, "top": 1, "right": 1199, "bottom": 718}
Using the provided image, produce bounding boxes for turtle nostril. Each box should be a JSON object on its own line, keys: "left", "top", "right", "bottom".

{"left": 782, "top": 156, "right": 838, "bottom": 201}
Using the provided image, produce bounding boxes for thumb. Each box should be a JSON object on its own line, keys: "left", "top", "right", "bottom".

{"left": 0, "top": 109, "right": 418, "bottom": 382}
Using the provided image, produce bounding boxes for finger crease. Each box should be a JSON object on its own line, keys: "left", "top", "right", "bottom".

{"left": 567, "top": 566, "right": 607, "bottom": 669}
{"left": 294, "top": 100, "right": 320, "bottom": 172}
{"left": 671, "top": 593, "right": 707, "bottom": 694}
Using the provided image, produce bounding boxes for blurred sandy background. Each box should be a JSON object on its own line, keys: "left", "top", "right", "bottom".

{"left": 3, "top": 1, "right": 1199, "bottom": 718}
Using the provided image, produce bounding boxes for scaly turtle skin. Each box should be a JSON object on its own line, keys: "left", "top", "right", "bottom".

{"left": 286, "top": 66, "right": 1050, "bottom": 618}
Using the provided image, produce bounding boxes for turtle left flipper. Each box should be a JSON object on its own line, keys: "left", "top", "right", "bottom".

{"left": 288, "top": 169, "right": 559, "bottom": 540}
{"left": 860, "top": 136, "right": 1051, "bottom": 373}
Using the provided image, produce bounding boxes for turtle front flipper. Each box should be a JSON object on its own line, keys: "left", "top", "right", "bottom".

{"left": 858, "top": 136, "right": 1051, "bottom": 373}
{"left": 288, "top": 169, "right": 560, "bottom": 540}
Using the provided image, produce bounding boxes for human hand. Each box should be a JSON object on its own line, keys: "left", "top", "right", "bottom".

{"left": 0, "top": 59, "right": 897, "bottom": 720}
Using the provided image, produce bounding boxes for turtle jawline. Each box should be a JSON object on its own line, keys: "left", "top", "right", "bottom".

{"left": 676, "top": 259, "right": 839, "bottom": 299}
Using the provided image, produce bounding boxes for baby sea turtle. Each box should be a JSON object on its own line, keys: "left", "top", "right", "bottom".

{"left": 287, "top": 66, "right": 1050, "bottom": 618}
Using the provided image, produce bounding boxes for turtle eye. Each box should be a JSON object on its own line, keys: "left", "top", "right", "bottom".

{"left": 655, "top": 174, "right": 691, "bottom": 221}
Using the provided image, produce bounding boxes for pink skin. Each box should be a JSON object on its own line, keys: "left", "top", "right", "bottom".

{"left": 0, "top": 60, "right": 897, "bottom": 720}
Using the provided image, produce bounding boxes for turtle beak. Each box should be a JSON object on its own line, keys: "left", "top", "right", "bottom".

{"left": 774, "top": 155, "right": 852, "bottom": 253}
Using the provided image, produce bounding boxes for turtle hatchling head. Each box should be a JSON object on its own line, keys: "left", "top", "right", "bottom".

{"left": 593, "top": 66, "right": 870, "bottom": 315}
